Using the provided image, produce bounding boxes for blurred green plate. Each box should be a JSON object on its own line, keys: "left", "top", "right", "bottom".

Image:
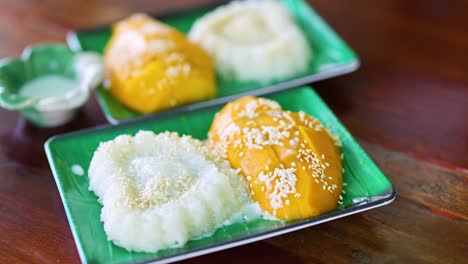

{"left": 67, "top": 0, "right": 359, "bottom": 124}
{"left": 45, "top": 87, "right": 394, "bottom": 264}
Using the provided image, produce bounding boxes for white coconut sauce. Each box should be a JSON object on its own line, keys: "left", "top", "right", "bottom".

{"left": 19, "top": 75, "right": 77, "bottom": 100}
{"left": 71, "top": 164, "right": 84, "bottom": 176}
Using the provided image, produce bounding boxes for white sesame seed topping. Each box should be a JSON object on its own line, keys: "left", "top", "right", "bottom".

{"left": 257, "top": 167, "right": 298, "bottom": 209}
{"left": 242, "top": 125, "right": 290, "bottom": 149}
{"left": 238, "top": 101, "right": 260, "bottom": 119}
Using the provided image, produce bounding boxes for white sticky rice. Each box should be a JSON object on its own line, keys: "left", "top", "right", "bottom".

{"left": 88, "top": 131, "right": 250, "bottom": 252}
{"left": 189, "top": 0, "right": 311, "bottom": 83}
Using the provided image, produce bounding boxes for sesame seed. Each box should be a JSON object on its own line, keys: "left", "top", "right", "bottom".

{"left": 258, "top": 167, "right": 298, "bottom": 209}
{"left": 242, "top": 125, "right": 290, "bottom": 149}
{"left": 238, "top": 101, "right": 260, "bottom": 119}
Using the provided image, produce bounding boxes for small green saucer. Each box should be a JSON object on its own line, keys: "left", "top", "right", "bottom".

{"left": 0, "top": 44, "right": 103, "bottom": 127}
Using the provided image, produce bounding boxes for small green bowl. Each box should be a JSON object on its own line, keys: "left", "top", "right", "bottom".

{"left": 0, "top": 44, "right": 103, "bottom": 127}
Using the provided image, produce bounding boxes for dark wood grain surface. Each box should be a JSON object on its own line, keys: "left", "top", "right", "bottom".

{"left": 0, "top": 0, "right": 467, "bottom": 263}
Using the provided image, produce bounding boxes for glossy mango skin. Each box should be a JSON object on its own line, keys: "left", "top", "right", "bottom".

{"left": 208, "top": 97, "right": 342, "bottom": 220}
{"left": 104, "top": 14, "right": 216, "bottom": 113}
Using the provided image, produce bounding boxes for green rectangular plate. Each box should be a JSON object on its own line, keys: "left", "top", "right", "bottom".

{"left": 45, "top": 87, "right": 394, "bottom": 264}
{"left": 67, "top": 0, "right": 359, "bottom": 124}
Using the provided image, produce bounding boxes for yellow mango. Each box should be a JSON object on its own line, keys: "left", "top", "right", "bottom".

{"left": 104, "top": 14, "right": 216, "bottom": 113}
{"left": 208, "top": 96, "right": 343, "bottom": 220}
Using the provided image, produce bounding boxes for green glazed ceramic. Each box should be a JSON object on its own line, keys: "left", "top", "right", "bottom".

{"left": 67, "top": 0, "right": 359, "bottom": 123}
{"left": 0, "top": 44, "right": 103, "bottom": 127}
{"left": 45, "top": 86, "right": 394, "bottom": 264}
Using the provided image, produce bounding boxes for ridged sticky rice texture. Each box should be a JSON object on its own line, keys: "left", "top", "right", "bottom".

{"left": 189, "top": 0, "right": 311, "bottom": 83}
{"left": 88, "top": 131, "right": 249, "bottom": 252}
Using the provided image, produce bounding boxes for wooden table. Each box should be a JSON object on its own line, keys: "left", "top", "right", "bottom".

{"left": 1, "top": 0, "right": 467, "bottom": 263}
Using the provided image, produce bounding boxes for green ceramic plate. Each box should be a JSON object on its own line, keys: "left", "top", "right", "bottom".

{"left": 67, "top": 0, "right": 359, "bottom": 124}
{"left": 45, "top": 87, "right": 394, "bottom": 264}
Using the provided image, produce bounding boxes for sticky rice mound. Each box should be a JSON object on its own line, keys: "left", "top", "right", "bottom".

{"left": 88, "top": 131, "right": 249, "bottom": 252}
{"left": 189, "top": 0, "right": 311, "bottom": 83}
